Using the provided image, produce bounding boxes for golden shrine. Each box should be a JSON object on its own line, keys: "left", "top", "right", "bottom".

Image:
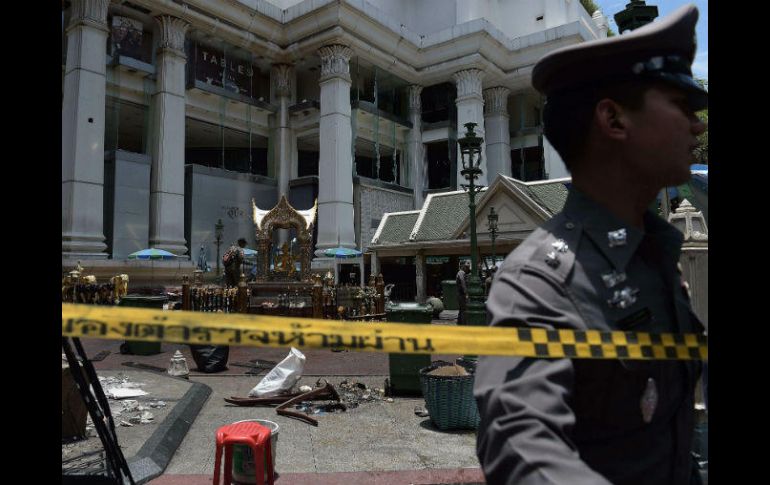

{"left": 252, "top": 195, "right": 316, "bottom": 282}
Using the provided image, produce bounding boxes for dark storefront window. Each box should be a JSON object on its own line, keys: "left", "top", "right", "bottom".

{"left": 298, "top": 150, "right": 319, "bottom": 177}
{"left": 511, "top": 145, "right": 545, "bottom": 181}
{"left": 421, "top": 83, "right": 456, "bottom": 124}
{"left": 185, "top": 118, "right": 268, "bottom": 176}
{"left": 426, "top": 140, "right": 453, "bottom": 189}
{"left": 104, "top": 98, "right": 148, "bottom": 154}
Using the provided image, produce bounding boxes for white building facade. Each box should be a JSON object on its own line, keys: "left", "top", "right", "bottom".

{"left": 61, "top": 0, "right": 607, "bottom": 275}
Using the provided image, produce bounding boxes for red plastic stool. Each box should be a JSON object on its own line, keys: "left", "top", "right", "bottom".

{"left": 213, "top": 421, "right": 275, "bottom": 485}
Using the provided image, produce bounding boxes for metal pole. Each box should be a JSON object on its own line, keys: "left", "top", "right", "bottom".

{"left": 491, "top": 231, "right": 496, "bottom": 267}
{"left": 216, "top": 236, "right": 221, "bottom": 276}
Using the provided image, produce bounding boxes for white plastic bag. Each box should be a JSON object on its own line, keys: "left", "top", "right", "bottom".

{"left": 248, "top": 347, "right": 306, "bottom": 397}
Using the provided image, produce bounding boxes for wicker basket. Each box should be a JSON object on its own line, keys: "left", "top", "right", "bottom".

{"left": 419, "top": 360, "right": 480, "bottom": 430}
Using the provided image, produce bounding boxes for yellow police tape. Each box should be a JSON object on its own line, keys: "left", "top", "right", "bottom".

{"left": 62, "top": 304, "right": 707, "bottom": 361}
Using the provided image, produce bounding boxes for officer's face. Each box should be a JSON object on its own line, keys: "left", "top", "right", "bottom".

{"left": 624, "top": 84, "right": 706, "bottom": 187}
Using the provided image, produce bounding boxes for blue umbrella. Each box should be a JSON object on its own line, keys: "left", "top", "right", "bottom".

{"left": 323, "top": 247, "right": 362, "bottom": 259}
{"left": 127, "top": 248, "right": 178, "bottom": 260}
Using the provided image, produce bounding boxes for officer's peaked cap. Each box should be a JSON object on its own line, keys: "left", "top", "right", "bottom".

{"left": 532, "top": 4, "right": 707, "bottom": 111}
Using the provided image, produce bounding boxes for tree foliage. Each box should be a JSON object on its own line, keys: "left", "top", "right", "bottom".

{"left": 693, "top": 79, "right": 708, "bottom": 164}
{"left": 580, "top": 0, "right": 616, "bottom": 36}
{"left": 580, "top": 0, "right": 600, "bottom": 15}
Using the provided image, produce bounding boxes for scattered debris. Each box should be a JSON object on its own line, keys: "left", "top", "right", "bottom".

{"left": 337, "top": 379, "right": 387, "bottom": 407}
{"left": 88, "top": 350, "right": 111, "bottom": 362}
{"left": 276, "top": 382, "right": 342, "bottom": 426}
{"left": 106, "top": 388, "right": 148, "bottom": 399}
{"left": 414, "top": 406, "right": 429, "bottom": 417}
{"left": 299, "top": 385, "right": 313, "bottom": 393}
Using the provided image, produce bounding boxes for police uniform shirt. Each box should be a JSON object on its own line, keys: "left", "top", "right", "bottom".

{"left": 474, "top": 188, "right": 704, "bottom": 485}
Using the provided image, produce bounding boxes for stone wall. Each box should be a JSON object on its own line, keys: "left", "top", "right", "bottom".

{"left": 185, "top": 164, "right": 277, "bottom": 268}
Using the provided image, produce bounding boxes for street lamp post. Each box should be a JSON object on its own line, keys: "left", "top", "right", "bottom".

{"left": 458, "top": 122, "right": 486, "bottom": 363}
{"left": 215, "top": 219, "right": 224, "bottom": 277}
{"left": 487, "top": 207, "right": 498, "bottom": 269}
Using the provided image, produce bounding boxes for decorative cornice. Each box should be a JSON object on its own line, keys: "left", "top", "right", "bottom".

{"left": 318, "top": 44, "right": 353, "bottom": 82}
{"left": 155, "top": 16, "right": 190, "bottom": 56}
{"left": 407, "top": 85, "right": 423, "bottom": 112}
{"left": 483, "top": 86, "right": 510, "bottom": 116}
{"left": 452, "top": 69, "right": 485, "bottom": 100}
{"left": 272, "top": 64, "right": 294, "bottom": 98}
{"left": 68, "top": 0, "right": 109, "bottom": 31}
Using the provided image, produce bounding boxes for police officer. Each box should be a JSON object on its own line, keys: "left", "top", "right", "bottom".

{"left": 473, "top": 5, "right": 707, "bottom": 484}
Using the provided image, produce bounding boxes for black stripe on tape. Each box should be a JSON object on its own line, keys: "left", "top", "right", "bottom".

{"left": 616, "top": 346, "right": 629, "bottom": 359}
{"left": 519, "top": 328, "right": 532, "bottom": 342}
{"left": 534, "top": 343, "right": 549, "bottom": 357}
{"left": 641, "top": 346, "right": 654, "bottom": 359}
{"left": 665, "top": 346, "right": 678, "bottom": 359}
{"left": 546, "top": 330, "right": 560, "bottom": 342}
{"left": 563, "top": 344, "right": 577, "bottom": 357}
{"left": 589, "top": 345, "right": 603, "bottom": 358}
{"left": 574, "top": 331, "right": 587, "bottom": 343}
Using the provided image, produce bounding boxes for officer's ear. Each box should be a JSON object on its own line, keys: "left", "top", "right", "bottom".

{"left": 594, "top": 98, "right": 629, "bottom": 141}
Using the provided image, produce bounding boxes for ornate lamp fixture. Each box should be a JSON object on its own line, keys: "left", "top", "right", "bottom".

{"left": 215, "top": 218, "right": 224, "bottom": 276}
{"left": 487, "top": 207, "right": 499, "bottom": 267}
{"left": 458, "top": 122, "right": 487, "bottom": 359}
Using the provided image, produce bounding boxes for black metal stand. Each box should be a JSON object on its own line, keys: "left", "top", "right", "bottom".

{"left": 62, "top": 337, "right": 135, "bottom": 485}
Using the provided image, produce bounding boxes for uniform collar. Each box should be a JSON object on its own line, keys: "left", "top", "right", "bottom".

{"left": 563, "top": 188, "right": 683, "bottom": 272}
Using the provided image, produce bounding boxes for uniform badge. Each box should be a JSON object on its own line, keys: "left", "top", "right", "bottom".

{"left": 640, "top": 377, "right": 658, "bottom": 423}
{"left": 601, "top": 270, "right": 627, "bottom": 288}
{"left": 545, "top": 251, "right": 560, "bottom": 268}
{"left": 552, "top": 239, "right": 569, "bottom": 253}
{"left": 607, "top": 228, "right": 627, "bottom": 247}
{"left": 608, "top": 286, "right": 639, "bottom": 309}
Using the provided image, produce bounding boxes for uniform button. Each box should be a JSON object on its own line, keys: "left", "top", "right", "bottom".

{"left": 565, "top": 222, "right": 575, "bottom": 230}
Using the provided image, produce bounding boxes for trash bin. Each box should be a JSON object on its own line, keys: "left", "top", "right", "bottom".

{"left": 386, "top": 303, "right": 433, "bottom": 395}
{"left": 441, "top": 280, "right": 458, "bottom": 310}
{"left": 118, "top": 295, "right": 167, "bottom": 355}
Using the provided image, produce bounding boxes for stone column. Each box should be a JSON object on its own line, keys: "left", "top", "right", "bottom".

{"left": 62, "top": 0, "right": 110, "bottom": 259}
{"left": 407, "top": 85, "right": 425, "bottom": 209}
{"left": 483, "top": 87, "right": 512, "bottom": 180}
{"left": 453, "top": 69, "right": 487, "bottom": 187}
{"left": 315, "top": 44, "right": 356, "bottom": 255}
{"left": 148, "top": 15, "right": 190, "bottom": 256}
{"left": 272, "top": 64, "right": 295, "bottom": 199}
{"left": 593, "top": 9, "right": 610, "bottom": 38}
{"left": 371, "top": 251, "right": 379, "bottom": 279}
{"left": 272, "top": 64, "right": 295, "bottom": 245}
{"left": 415, "top": 251, "right": 426, "bottom": 303}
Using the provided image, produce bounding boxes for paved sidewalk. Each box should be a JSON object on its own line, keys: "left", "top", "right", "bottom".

{"left": 65, "top": 310, "right": 485, "bottom": 484}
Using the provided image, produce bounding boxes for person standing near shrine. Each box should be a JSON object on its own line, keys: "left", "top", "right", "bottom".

{"left": 456, "top": 261, "right": 470, "bottom": 325}
{"left": 223, "top": 238, "right": 247, "bottom": 287}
